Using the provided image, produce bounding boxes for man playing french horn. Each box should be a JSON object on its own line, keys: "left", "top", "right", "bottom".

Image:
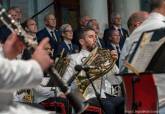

{"left": 62, "top": 27, "right": 124, "bottom": 114}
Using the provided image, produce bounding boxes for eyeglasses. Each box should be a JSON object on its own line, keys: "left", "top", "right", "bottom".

{"left": 64, "top": 30, "right": 73, "bottom": 33}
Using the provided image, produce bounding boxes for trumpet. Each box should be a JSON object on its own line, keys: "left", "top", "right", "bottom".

{"left": 0, "top": 5, "right": 88, "bottom": 114}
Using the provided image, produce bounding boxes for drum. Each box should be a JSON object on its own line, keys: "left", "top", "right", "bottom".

{"left": 122, "top": 73, "right": 158, "bottom": 114}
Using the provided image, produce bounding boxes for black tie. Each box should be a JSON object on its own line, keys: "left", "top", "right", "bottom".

{"left": 50, "top": 31, "right": 57, "bottom": 42}
{"left": 68, "top": 44, "right": 72, "bottom": 51}
{"left": 118, "top": 29, "right": 123, "bottom": 39}
{"left": 116, "top": 46, "right": 120, "bottom": 54}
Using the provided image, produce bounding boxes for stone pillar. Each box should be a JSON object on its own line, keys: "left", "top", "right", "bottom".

{"left": 80, "top": 0, "right": 108, "bottom": 37}
{"left": 113, "top": 0, "right": 141, "bottom": 29}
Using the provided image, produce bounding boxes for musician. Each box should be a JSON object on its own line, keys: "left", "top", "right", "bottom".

{"left": 22, "top": 18, "right": 38, "bottom": 40}
{"left": 120, "top": 0, "right": 165, "bottom": 113}
{"left": 119, "top": 11, "right": 149, "bottom": 70}
{"left": 21, "top": 18, "right": 38, "bottom": 60}
{"left": 121, "top": 0, "right": 165, "bottom": 69}
{"left": 127, "top": 11, "right": 149, "bottom": 34}
{"left": 63, "top": 27, "right": 124, "bottom": 114}
{"left": 0, "top": 33, "right": 53, "bottom": 114}
{"left": 86, "top": 19, "right": 106, "bottom": 48}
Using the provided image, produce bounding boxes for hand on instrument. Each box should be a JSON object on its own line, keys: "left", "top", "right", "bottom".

{"left": 110, "top": 50, "right": 118, "bottom": 60}
{"left": 3, "top": 32, "right": 25, "bottom": 59}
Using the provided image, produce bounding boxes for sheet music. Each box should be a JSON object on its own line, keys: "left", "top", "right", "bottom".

{"left": 129, "top": 34, "right": 165, "bottom": 72}
{"left": 130, "top": 42, "right": 164, "bottom": 72}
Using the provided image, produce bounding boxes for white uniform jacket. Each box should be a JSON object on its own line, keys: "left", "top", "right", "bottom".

{"left": 0, "top": 46, "right": 53, "bottom": 114}
{"left": 120, "top": 12, "right": 165, "bottom": 70}
{"left": 63, "top": 49, "right": 122, "bottom": 100}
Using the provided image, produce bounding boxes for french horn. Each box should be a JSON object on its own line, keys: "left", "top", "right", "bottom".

{"left": 76, "top": 47, "right": 117, "bottom": 95}
{"left": 54, "top": 49, "right": 70, "bottom": 77}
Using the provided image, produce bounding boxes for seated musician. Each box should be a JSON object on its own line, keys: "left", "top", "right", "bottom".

{"left": 62, "top": 27, "right": 124, "bottom": 114}
{"left": 14, "top": 19, "right": 55, "bottom": 104}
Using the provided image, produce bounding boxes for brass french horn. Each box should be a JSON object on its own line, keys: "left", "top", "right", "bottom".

{"left": 76, "top": 47, "right": 117, "bottom": 95}
{"left": 54, "top": 49, "right": 70, "bottom": 77}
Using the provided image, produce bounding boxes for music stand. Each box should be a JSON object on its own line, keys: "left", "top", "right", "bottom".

{"left": 83, "top": 69, "right": 105, "bottom": 114}
{"left": 122, "top": 28, "right": 165, "bottom": 73}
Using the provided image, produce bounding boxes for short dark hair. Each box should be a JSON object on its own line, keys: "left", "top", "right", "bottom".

{"left": 150, "top": 0, "right": 164, "bottom": 10}
{"left": 77, "top": 27, "right": 95, "bottom": 40}
{"left": 21, "top": 18, "right": 35, "bottom": 30}
{"left": 107, "top": 29, "right": 119, "bottom": 39}
{"left": 127, "top": 11, "right": 148, "bottom": 29}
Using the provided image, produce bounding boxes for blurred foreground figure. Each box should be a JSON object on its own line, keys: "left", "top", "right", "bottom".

{"left": 0, "top": 33, "right": 54, "bottom": 114}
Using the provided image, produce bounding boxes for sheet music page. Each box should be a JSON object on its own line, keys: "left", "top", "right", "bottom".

{"left": 130, "top": 35, "right": 165, "bottom": 72}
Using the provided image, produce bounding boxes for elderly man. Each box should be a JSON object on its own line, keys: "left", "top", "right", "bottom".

{"left": 57, "top": 24, "right": 79, "bottom": 56}
{"left": 103, "top": 13, "right": 129, "bottom": 49}
{"left": 36, "top": 13, "right": 61, "bottom": 56}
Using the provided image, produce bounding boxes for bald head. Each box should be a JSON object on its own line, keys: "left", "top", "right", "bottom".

{"left": 127, "top": 11, "right": 149, "bottom": 33}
